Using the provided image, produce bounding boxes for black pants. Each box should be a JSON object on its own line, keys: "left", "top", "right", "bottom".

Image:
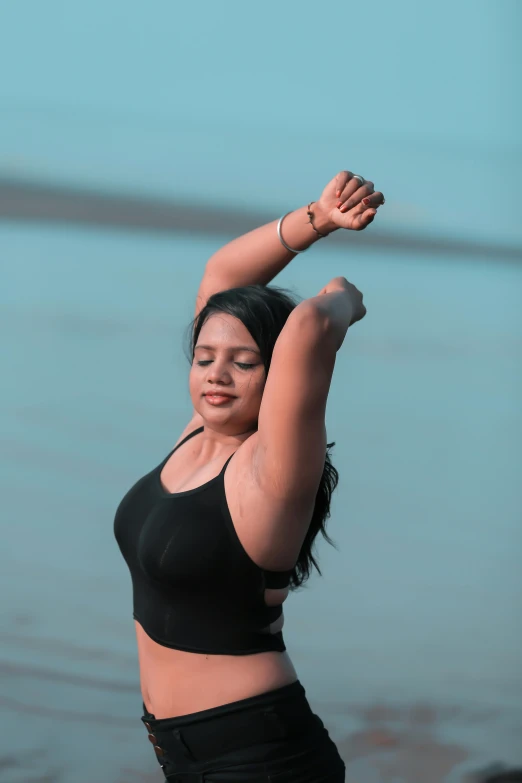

{"left": 140, "top": 680, "right": 346, "bottom": 782}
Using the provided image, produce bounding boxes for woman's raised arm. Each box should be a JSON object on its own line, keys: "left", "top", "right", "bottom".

{"left": 250, "top": 275, "right": 366, "bottom": 508}
{"left": 194, "top": 171, "right": 385, "bottom": 318}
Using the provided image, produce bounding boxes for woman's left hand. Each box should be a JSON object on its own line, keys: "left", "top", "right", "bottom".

{"left": 315, "top": 170, "right": 385, "bottom": 232}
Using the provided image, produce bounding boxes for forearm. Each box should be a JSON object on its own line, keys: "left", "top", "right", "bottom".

{"left": 202, "top": 203, "right": 338, "bottom": 290}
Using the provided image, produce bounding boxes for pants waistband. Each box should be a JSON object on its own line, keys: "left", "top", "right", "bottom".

{"left": 142, "top": 679, "right": 306, "bottom": 729}
{"left": 140, "top": 680, "right": 318, "bottom": 765}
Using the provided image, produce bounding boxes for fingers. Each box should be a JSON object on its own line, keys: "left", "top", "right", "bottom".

{"left": 335, "top": 170, "right": 354, "bottom": 198}
{"left": 355, "top": 208, "right": 377, "bottom": 230}
{"left": 361, "top": 191, "right": 385, "bottom": 209}
{"left": 338, "top": 180, "right": 375, "bottom": 212}
{"left": 341, "top": 198, "right": 378, "bottom": 229}
{"left": 336, "top": 174, "right": 366, "bottom": 208}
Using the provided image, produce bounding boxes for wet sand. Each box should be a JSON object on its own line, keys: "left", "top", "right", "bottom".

{"left": 1, "top": 663, "right": 520, "bottom": 783}
{"left": 2, "top": 592, "right": 521, "bottom": 781}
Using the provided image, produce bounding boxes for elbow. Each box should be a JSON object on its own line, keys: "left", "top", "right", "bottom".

{"left": 290, "top": 301, "right": 338, "bottom": 349}
{"left": 291, "top": 300, "right": 329, "bottom": 332}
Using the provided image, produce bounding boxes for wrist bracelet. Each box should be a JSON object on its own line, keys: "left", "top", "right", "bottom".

{"left": 277, "top": 212, "right": 309, "bottom": 254}
{"left": 306, "top": 202, "right": 328, "bottom": 238}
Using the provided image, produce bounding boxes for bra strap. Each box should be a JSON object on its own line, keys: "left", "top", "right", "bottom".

{"left": 163, "top": 426, "right": 204, "bottom": 462}
{"left": 177, "top": 426, "right": 204, "bottom": 447}
{"left": 220, "top": 453, "right": 293, "bottom": 588}
{"left": 220, "top": 451, "right": 236, "bottom": 475}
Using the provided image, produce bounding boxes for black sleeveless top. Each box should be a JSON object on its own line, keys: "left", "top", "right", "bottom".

{"left": 113, "top": 427, "right": 293, "bottom": 655}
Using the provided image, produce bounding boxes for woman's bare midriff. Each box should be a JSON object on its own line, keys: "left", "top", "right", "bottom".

{"left": 135, "top": 619, "right": 299, "bottom": 719}
{"left": 136, "top": 415, "right": 303, "bottom": 718}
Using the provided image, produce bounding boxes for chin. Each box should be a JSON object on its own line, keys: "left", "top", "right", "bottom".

{"left": 199, "top": 407, "right": 259, "bottom": 432}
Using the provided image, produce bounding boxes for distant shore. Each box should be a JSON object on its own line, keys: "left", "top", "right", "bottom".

{"left": 1, "top": 175, "right": 521, "bottom": 262}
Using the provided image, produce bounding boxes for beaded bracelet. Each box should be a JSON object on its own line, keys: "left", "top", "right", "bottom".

{"left": 307, "top": 201, "right": 328, "bottom": 238}
{"left": 277, "top": 203, "right": 328, "bottom": 254}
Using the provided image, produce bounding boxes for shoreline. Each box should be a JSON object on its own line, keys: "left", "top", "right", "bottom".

{"left": 1, "top": 175, "right": 521, "bottom": 262}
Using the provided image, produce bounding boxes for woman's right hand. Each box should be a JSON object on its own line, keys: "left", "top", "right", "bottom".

{"left": 317, "top": 276, "right": 367, "bottom": 326}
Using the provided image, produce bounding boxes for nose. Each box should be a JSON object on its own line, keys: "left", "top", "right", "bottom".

{"left": 205, "top": 359, "right": 232, "bottom": 385}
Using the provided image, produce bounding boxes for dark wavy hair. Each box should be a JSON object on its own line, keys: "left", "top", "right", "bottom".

{"left": 185, "top": 283, "right": 339, "bottom": 591}
{"left": 478, "top": 771, "right": 522, "bottom": 783}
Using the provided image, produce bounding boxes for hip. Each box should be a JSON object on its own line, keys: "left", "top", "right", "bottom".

{"left": 141, "top": 679, "right": 346, "bottom": 782}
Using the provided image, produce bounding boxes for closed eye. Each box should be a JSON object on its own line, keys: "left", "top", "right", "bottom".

{"left": 196, "top": 360, "right": 256, "bottom": 370}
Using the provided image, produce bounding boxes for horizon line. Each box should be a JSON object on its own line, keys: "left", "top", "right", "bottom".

{"left": 1, "top": 176, "right": 521, "bottom": 263}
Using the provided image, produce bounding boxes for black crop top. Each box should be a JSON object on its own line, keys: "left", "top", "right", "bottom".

{"left": 113, "top": 427, "right": 293, "bottom": 655}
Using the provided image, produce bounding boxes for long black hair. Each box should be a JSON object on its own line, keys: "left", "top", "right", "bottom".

{"left": 185, "top": 283, "right": 339, "bottom": 591}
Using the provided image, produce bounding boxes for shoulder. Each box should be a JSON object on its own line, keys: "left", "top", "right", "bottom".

{"left": 172, "top": 411, "right": 205, "bottom": 449}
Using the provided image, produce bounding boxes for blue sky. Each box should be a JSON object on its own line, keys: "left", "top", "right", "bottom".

{"left": 1, "top": 0, "right": 520, "bottom": 244}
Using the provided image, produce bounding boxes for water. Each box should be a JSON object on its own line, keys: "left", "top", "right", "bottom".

{"left": 1, "top": 223, "right": 521, "bottom": 781}
{"left": 1, "top": 0, "right": 521, "bottom": 776}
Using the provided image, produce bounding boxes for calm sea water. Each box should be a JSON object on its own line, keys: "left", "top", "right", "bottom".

{"left": 1, "top": 223, "right": 521, "bottom": 781}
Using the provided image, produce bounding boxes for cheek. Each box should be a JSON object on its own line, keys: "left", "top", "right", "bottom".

{"left": 188, "top": 368, "right": 200, "bottom": 399}
{"left": 242, "top": 371, "right": 266, "bottom": 401}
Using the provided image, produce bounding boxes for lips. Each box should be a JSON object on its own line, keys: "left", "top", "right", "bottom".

{"left": 203, "top": 391, "right": 237, "bottom": 406}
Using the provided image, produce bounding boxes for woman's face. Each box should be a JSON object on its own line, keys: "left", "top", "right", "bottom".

{"left": 190, "top": 313, "right": 266, "bottom": 433}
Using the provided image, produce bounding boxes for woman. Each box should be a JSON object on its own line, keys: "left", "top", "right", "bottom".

{"left": 114, "top": 170, "right": 385, "bottom": 782}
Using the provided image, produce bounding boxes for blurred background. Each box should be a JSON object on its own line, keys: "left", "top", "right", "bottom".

{"left": 1, "top": 1, "right": 521, "bottom": 781}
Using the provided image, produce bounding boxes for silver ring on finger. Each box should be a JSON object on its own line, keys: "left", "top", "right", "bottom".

{"left": 352, "top": 174, "right": 365, "bottom": 186}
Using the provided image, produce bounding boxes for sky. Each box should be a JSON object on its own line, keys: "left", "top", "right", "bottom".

{"left": 0, "top": 0, "right": 521, "bottom": 245}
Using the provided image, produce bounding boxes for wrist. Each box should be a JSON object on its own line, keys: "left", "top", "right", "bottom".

{"left": 310, "top": 200, "right": 339, "bottom": 236}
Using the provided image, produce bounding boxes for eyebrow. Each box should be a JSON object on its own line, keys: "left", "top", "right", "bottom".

{"left": 195, "top": 344, "right": 260, "bottom": 354}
